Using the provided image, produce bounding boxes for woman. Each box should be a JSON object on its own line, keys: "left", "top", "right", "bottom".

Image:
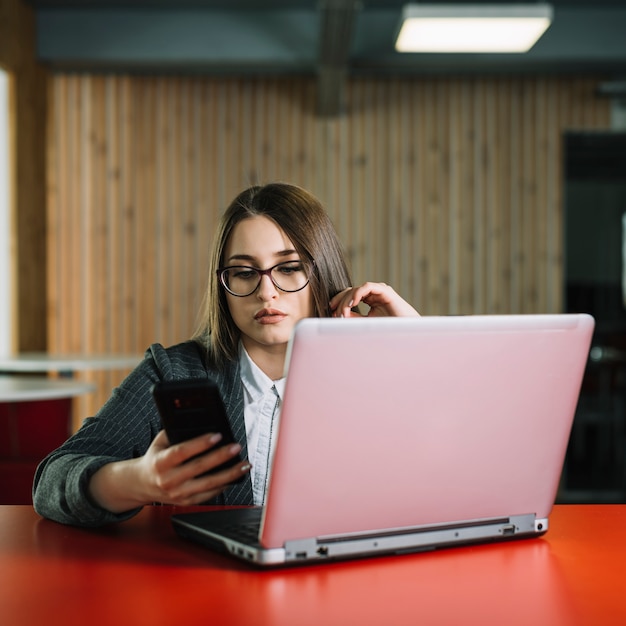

{"left": 33, "top": 183, "right": 419, "bottom": 527}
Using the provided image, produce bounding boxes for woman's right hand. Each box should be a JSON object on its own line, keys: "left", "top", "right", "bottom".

{"left": 89, "top": 430, "right": 251, "bottom": 514}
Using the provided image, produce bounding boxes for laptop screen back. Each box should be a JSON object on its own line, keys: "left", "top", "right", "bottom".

{"left": 260, "top": 314, "right": 594, "bottom": 548}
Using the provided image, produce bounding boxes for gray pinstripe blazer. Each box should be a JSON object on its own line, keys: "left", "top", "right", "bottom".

{"left": 33, "top": 340, "right": 254, "bottom": 527}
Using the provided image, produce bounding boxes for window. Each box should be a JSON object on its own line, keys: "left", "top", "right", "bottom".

{"left": 0, "top": 69, "right": 11, "bottom": 354}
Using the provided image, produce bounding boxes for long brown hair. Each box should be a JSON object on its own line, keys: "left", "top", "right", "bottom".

{"left": 194, "top": 183, "right": 353, "bottom": 365}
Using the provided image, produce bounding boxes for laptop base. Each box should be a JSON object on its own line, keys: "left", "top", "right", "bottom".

{"left": 171, "top": 509, "right": 546, "bottom": 567}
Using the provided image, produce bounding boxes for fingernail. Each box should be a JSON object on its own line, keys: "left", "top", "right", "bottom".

{"left": 240, "top": 463, "right": 251, "bottom": 473}
{"left": 209, "top": 433, "right": 223, "bottom": 444}
{"left": 229, "top": 443, "right": 242, "bottom": 454}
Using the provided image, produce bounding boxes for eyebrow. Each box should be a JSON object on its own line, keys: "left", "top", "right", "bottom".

{"left": 226, "top": 249, "right": 299, "bottom": 264}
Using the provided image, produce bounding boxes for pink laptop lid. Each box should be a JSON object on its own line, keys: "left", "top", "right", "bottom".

{"left": 260, "top": 314, "right": 594, "bottom": 548}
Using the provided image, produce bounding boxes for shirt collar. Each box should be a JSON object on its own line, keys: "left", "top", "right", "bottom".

{"left": 238, "top": 343, "right": 286, "bottom": 401}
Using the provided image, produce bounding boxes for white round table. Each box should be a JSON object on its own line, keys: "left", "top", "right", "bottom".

{"left": 0, "top": 375, "right": 96, "bottom": 400}
{"left": 0, "top": 353, "right": 143, "bottom": 375}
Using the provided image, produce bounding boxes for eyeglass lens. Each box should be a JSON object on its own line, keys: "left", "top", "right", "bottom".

{"left": 221, "top": 261, "right": 311, "bottom": 296}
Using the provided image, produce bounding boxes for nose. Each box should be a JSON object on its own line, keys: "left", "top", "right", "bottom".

{"left": 256, "top": 273, "right": 279, "bottom": 301}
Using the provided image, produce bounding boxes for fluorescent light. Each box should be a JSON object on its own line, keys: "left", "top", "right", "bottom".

{"left": 396, "top": 4, "right": 553, "bottom": 53}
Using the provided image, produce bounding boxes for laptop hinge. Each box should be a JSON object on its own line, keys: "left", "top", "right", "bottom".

{"left": 283, "top": 514, "right": 542, "bottom": 561}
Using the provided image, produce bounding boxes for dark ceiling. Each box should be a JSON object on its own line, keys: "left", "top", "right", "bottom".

{"left": 25, "top": 0, "right": 626, "bottom": 113}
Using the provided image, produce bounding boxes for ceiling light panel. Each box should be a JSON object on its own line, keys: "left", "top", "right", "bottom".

{"left": 396, "top": 4, "right": 554, "bottom": 54}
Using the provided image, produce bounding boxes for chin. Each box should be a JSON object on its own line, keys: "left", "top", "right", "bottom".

{"left": 263, "top": 332, "right": 292, "bottom": 346}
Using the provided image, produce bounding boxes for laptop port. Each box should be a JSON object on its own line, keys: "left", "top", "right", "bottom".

{"left": 317, "top": 546, "right": 329, "bottom": 557}
{"left": 502, "top": 525, "right": 516, "bottom": 536}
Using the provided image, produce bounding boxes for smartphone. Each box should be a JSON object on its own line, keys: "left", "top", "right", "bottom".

{"left": 151, "top": 378, "right": 244, "bottom": 481}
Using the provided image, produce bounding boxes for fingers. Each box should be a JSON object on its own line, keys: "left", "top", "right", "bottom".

{"left": 181, "top": 457, "right": 251, "bottom": 505}
{"left": 160, "top": 431, "right": 225, "bottom": 468}
{"left": 156, "top": 456, "right": 251, "bottom": 506}
{"left": 329, "top": 282, "right": 420, "bottom": 318}
{"left": 151, "top": 428, "right": 172, "bottom": 450}
{"left": 150, "top": 431, "right": 251, "bottom": 505}
{"left": 329, "top": 282, "right": 393, "bottom": 317}
{"left": 329, "top": 287, "right": 357, "bottom": 318}
{"left": 170, "top": 438, "right": 242, "bottom": 483}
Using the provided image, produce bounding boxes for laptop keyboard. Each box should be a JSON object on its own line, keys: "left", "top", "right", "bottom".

{"left": 220, "top": 520, "right": 261, "bottom": 543}
{"left": 208, "top": 508, "right": 263, "bottom": 545}
{"left": 172, "top": 507, "right": 265, "bottom": 548}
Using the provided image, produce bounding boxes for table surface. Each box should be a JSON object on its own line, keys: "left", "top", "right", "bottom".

{"left": 0, "top": 352, "right": 143, "bottom": 372}
{"left": 1, "top": 504, "right": 625, "bottom": 626}
{"left": 0, "top": 375, "right": 96, "bottom": 401}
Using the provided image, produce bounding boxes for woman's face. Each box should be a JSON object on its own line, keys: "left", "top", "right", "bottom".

{"left": 222, "top": 215, "right": 314, "bottom": 362}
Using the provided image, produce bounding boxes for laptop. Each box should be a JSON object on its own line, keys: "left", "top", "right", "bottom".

{"left": 171, "top": 314, "right": 594, "bottom": 566}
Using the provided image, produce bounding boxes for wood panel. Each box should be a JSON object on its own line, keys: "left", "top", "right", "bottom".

{"left": 45, "top": 74, "right": 612, "bottom": 425}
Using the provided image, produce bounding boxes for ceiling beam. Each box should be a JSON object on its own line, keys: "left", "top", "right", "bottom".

{"left": 32, "top": 5, "right": 626, "bottom": 79}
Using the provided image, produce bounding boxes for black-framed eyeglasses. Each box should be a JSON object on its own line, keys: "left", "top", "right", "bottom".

{"left": 217, "top": 260, "right": 315, "bottom": 297}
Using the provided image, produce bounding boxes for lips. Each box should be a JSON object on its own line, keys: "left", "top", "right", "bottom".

{"left": 254, "top": 308, "right": 287, "bottom": 324}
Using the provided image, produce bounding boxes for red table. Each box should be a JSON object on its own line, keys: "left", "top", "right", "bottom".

{"left": 1, "top": 504, "right": 625, "bottom": 626}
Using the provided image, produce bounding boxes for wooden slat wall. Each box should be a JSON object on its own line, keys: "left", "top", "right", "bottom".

{"left": 46, "top": 74, "right": 611, "bottom": 426}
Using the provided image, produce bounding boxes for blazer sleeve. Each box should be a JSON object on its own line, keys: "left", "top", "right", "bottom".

{"left": 32, "top": 340, "right": 234, "bottom": 527}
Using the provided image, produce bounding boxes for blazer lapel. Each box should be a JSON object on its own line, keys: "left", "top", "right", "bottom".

{"left": 214, "top": 359, "right": 254, "bottom": 505}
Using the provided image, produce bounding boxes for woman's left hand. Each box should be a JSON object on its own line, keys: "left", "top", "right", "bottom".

{"left": 329, "top": 282, "right": 420, "bottom": 318}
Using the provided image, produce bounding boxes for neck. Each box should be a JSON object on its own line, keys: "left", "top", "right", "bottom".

{"left": 243, "top": 342, "right": 287, "bottom": 381}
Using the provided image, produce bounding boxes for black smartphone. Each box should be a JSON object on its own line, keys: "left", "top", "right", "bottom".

{"left": 151, "top": 378, "right": 244, "bottom": 481}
